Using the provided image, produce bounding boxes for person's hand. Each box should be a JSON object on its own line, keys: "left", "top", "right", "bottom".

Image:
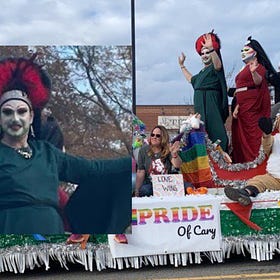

{"left": 232, "top": 104, "right": 239, "bottom": 119}
{"left": 201, "top": 33, "right": 213, "bottom": 50}
{"left": 258, "top": 117, "right": 273, "bottom": 135}
{"left": 170, "top": 141, "right": 180, "bottom": 157}
{"left": 249, "top": 59, "right": 259, "bottom": 73}
{"left": 178, "top": 52, "right": 186, "bottom": 67}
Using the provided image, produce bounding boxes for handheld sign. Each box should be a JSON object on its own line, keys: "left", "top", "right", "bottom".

{"left": 152, "top": 174, "right": 185, "bottom": 197}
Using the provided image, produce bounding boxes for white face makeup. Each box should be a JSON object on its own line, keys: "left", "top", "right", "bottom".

{"left": 241, "top": 46, "right": 257, "bottom": 63}
{"left": 0, "top": 100, "right": 33, "bottom": 138}
{"left": 200, "top": 48, "right": 212, "bottom": 65}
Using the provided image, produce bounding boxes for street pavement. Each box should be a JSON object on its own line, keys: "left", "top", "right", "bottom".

{"left": 3, "top": 253, "right": 280, "bottom": 280}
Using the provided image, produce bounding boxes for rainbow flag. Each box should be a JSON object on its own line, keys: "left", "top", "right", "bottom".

{"left": 179, "top": 127, "right": 213, "bottom": 188}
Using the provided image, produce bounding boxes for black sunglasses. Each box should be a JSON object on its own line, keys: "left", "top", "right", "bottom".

{"left": 151, "top": 133, "right": 161, "bottom": 138}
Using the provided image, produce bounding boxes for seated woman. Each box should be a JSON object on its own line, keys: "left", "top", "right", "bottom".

{"left": 134, "top": 125, "right": 182, "bottom": 197}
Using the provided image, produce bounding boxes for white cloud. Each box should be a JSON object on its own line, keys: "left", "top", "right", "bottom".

{"left": 0, "top": 0, "right": 131, "bottom": 45}
{"left": 135, "top": 0, "right": 280, "bottom": 104}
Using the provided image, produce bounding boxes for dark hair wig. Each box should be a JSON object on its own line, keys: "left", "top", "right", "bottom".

{"left": 246, "top": 36, "right": 280, "bottom": 88}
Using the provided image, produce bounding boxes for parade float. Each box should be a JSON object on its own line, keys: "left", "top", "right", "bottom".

{"left": 108, "top": 114, "right": 280, "bottom": 269}
{"left": 1, "top": 115, "right": 280, "bottom": 274}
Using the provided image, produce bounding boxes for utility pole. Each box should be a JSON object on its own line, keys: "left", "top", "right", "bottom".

{"left": 131, "top": 0, "right": 136, "bottom": 114}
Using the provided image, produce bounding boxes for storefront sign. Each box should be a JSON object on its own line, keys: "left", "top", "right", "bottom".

{"left": 158, "top": 116, "right": 189, "bottom": 129}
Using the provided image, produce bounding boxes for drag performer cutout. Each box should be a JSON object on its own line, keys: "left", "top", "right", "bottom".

{"left": 178, "top": 31, "right": 229, "bottom": 152}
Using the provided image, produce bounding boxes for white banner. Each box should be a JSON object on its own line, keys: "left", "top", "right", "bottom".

{"left": 109, "top": 195, "right": 222, "bottom": 258}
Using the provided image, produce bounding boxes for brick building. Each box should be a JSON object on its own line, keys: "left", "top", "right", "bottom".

{"left": 136, "top": 105, "right": 232, "bottom": 135}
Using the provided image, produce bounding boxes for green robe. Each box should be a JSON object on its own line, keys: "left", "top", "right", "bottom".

{"left": 191, "top": 63, "right": 229, "bottom": 151}
{"left": 0, "top": 140, "right": 131, "bottom": 234}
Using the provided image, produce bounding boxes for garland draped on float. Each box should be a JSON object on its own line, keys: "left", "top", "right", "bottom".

{"left": 1, "top": 190, "right": 280, "bottom": 273}
{"left": 2, "top": 234, "right": 280, "bottom": 273}
{"left": 205, "top": 135, "right": 267, "bottom": 188}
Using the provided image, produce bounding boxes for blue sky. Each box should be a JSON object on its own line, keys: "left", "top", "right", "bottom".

{"left": 1, "top": 0, "right": 280, "bottom": 106}
{"left": 134, "top": 0, "right": 280, "bottom": 105}
{"left": 0, "top": 0, "right": 131, "bottom": 45}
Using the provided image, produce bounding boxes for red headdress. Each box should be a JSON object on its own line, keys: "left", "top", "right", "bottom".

{"left": 0, "top": 54, "right": 51, "bottom": 109}
{"left": 195, "top": 30, "right": 221, "bottom": 55}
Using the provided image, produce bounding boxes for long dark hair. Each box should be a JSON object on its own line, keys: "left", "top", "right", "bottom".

{"left": 246, "top": 36, "right": 280, "bottom": 88}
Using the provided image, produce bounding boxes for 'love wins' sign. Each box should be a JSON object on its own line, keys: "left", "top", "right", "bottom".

{"left": 152, "top": 174, "right": 185, "bottom": 197}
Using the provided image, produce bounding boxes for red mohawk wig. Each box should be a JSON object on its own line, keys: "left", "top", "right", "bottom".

{"left": 195, "top": 30, "right": 221, "bottom": 55}
{"left": 0, "top": 55, "right": 51, "bottom": 109}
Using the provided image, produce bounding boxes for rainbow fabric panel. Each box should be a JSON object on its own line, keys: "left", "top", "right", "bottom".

{"left": 179, "top": 129, "right": 212, "bottom": 187}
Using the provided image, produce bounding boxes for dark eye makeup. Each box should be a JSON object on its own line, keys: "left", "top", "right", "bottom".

{"left": 1, "top": 108, "right": 28, "bottom": 116}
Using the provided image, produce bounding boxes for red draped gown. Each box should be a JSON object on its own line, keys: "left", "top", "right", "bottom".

{"left": 231, "top": 64, "right": 271, "bottom": 163}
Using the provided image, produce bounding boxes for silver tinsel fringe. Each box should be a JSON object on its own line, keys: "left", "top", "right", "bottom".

{"left": 2, "top": 235, "right": 280, "bottom": 274}
{"left": 205, "top": 135, "right": 266, "bottom": 189}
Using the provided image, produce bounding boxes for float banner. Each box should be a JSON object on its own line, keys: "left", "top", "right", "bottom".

{"left": 109, "top": 196, "right": 222, "bottom": 258}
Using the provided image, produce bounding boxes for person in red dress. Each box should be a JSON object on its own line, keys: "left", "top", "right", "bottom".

{"left": 231, "top": 37, "right": 280, "bottom": 163}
